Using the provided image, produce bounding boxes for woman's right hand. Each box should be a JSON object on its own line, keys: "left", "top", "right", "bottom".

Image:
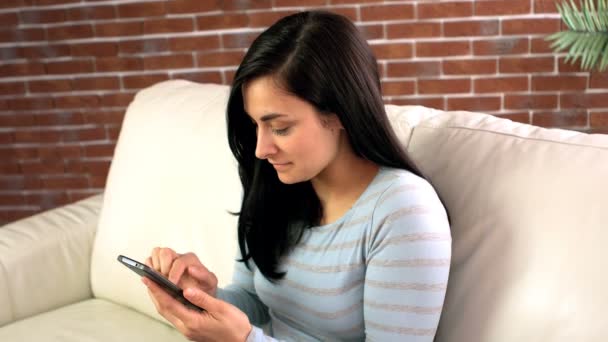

{"left": 146, "top": 247, "right": 218, "bottom": 297}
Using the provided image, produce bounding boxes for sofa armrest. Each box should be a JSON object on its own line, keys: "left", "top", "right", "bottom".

{"left": 0, "top": 194, "right": 103, "bottom": 327}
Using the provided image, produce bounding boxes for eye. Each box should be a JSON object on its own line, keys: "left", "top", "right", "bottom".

{"left": 272, "top": 127, "right": 291, "bottom": 136}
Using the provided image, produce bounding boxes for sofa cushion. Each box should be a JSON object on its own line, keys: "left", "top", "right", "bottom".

{"left": 405, "top": 110, "right": 608, "bottom": 342}
{"left": 91, "top": 80, "right": 241, "bottom": 322}
{"left": 0, "top": 299, "right": 188, "bottom": 342}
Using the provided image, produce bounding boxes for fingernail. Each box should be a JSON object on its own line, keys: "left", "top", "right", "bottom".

{"left": 185, "top": 288, "right": 195, "bottom": 297}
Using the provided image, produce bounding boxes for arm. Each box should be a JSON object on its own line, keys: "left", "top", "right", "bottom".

{"left": 364, "top": 180, "right": 451, "bottom": 341}
{"left": 0, "top": 194, "right": 103, "bottom": 327}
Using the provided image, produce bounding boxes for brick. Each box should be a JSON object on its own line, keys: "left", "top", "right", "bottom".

{"left": 143, "top": 18, "right": 194, "bottom": 34}
{"left": 590, "top": 73, "right": 608, "bottom": 88}
{"left": 29, "top": 79, "right": 72, "bottom": 93}
{"left": 371, "top": 43, "right": 412, "bottom": 59}
{"left": 67, "top": 6, "right": 115, "bottom": 21}
{"left": 117, "top": 1, "right": 165, "bottom": 18}
{"left": 0, "top": 194, "right": 25, "bottom": 206}
{"left": 197, "top": 50, "right": 245, "bottom": 67}
{"left": 25, "top": 192, "right": 70, "bottom": 210}
{"left": 83, "top": 111, "right": 125, "bottom": 125}
{"left": 0, "top": 82, "right": 26, "bottom": 95}
{"left": 0, "top": 46, "right": 22, "bottom": 60}
{"left": 69, "top": 190, "right": 102, "bottom": 202}
{"left": 358, "top": 24, "right": 384, "bottom": 40}
{"left": 65, "top": 160, "right": 110, "bottom": 175}
{"left": 171, "top": 71, "right": 223, "bottom": 84}
{"left": 444, "top": 20, "right": 499, "bottom": 37}
{"left": 590, "top": 111, "right": 608, "bottom": 127}
{"left": 496, "top": 112, "right": 530, "bottom": 124}
{"left": 197, "top": 14, "right": 249, "bottom": 30}
{"left": 0, "top": 12, "right": 18, "bottom": 28}
{"left": 532, "top": 111, "right": 588, "bottom": 128}
{"left": 223, "top": 69, "right": 236, "bottom": 84}
{"left": 41, "top": 176, "right": 89, "bottom": 190}
{"left": 418, "top": 2, "right": 473, "bottom": 19}
{"left": 561, "top": 93, "right": 608, "bottom": 109}
{"left": 387, "top": 61, "right": 441, "bottom": 77}
{"left": 123, "top": 74, "right": 169, "bottom": 89}
{"left": 19, "top": 9, "right": 65, "bottom": 24}
{"left": 475, "top": 0, "right": 531, "bottom": 15}
{"left": 30, "top": 0, "right": 80, "bottom": 5}
{"left": 418, "top": 78, "right": 471, "bottom": 94}
{"left": 475, "top": 76, "right": 528, "bottom": 93}
{"left": 35, "top": 112, "right": 84, "bottom": 126}
{"left": 119, "top": 38, "right": 168, "bottom": 54}
{"left": 100, "top": 93, "right": 135, "bottom": 107}
{"left": 171, "top": 35, "right": 221, "bottom": 51}
{"left": 447, "top": 96, "right": 501, "bottom": 111}
{"left": 46, "top": 60, "right": 94, "bottom": 74}
{"left": 331, "top": 0, "right": 382, "bottom": 3}
{"left": 530, "top": 37, "right": 554, "bottom": 53}
{"left": 96, "top": 57, "right": 143, "bottom": 72}
{"left": 220, "top": 0, "right": 272, "bottom": 11}
{"left": 532, "top": 76, "right": 587, "bottom": 91}
{"left": 95, "top": 21, "right": 143, "bottom": 37}
{"left": 502, "top": 18, "right": 560, "bottom": 35}
{"left": 47, "top": 24, "right": 94, "bottom": 41}
{"left": 90, "top": 175, "right": 108, "bottom": 188}
{"left": 0, "top": 28, "right": 45, "bottom": 43}
{"left": 474, "top": 38, "right": 528, "bottom": 56}
{"left": 22, "top": 44, "right": 71, "bottom": 58}
{"left": 0, "top": 175, "right": 41, "bottom": 191}
{"left": 167, "top": 0, "right": 218, "bottom": 13}
{"left": 248, "top": 10, "right": 298, "bottom": 28}
{"left": 84, "top": 143, "right": 116, "bottom": 158}
{"left": 13, "top": 129, "right": 62, "bottom": 143}
{"left": 416, "top": 41, "right": 470, "bottom": 57}
{"left": 143, "top": 54, "right": 194, "bottom": 70}
{"left": 0, "top": 0, "right": 25, "bottom": 9}
{"left": 275, "top": 0, "right": 324, "bottom": 6}
{"left": 73, "top": 77, "right": 120, "bottom": 91}
{"left": 0, "top": 132, "right": 13, "bottom": 144}
{"left": 71, "top": 42, "right": 118, "bottom": 57}
{"left": 54, "top": 95, "right": 100, "bottom": 109}
{"left": 0, "top": 162, "right": 20, "bottom": 174}
{"left": 20, "top": 160, "right": 65, "bottom": 174}
{"left": 534, "top": 0, "right": 559, "bottom": 13}
{"left": 106, "top": 125, "right": 122, "bottom": 140}
{"left": 389, "top": 97, "right": 445, "bottom": 110}
{"left": 504, "top": 94, "right": 558, "bottom": 110}
{"left": 61, "top": 127, "right": 106, "bottom": 142}
{"left": 361, "top": 4, "right": 414, "bottom": 21}
{"left": 381, "top": 81, "right": 415, "bottom": 96}
{"left": 443, "top": 59, "right": 497, "bottom": 75}
{"left": 0, "top": 62, "right": 45, "bottom": 77}
{"left": 330, "top": 7, "right": 358, "bottom": 22}
{"left": 387, "top": 22, "right": 441, "bottom": 39}
{"left": 0, "top": 115, "right": 35, "bottom": 127}
{"left": 499, "top": 57, "right": 555, "bottom": 73}
{"left": 8, "top": 97, "right": 53, "bottom": 110}
{"left": 558, "top": 57, "right": 585, "bottom": 73}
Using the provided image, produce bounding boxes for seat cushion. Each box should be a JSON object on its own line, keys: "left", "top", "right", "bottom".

{"left": 405, "top": 110, "right": 608, "bottom": 342}
{"left": 0, "top": 299, "right": 188, "bottom": 342}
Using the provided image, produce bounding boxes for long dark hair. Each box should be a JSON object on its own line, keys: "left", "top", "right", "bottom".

{"left": 226, "top": 10, "right": 424, "bottom": 282}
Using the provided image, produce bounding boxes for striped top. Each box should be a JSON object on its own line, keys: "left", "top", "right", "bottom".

{"left": 217, "top": 167, "right": 451, "bottom": 341}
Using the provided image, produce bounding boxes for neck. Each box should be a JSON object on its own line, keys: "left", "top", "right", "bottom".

{"left": 311, "top": 136, "right": 380, "bottom": 225}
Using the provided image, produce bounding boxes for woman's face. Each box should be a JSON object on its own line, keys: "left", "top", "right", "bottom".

{"left": 243, "top": 76, "right": 343, "bottom": 184}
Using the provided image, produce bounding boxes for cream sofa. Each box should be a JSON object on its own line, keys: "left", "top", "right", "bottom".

{"left": 1, "top": 80, "right": 607, "bottom": 342}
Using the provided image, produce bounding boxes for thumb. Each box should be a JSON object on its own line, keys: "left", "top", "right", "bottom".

{"left": 184, "top": 287, "right": 219, "bottom": 312}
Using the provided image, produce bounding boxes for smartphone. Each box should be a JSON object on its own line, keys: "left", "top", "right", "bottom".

{"left": 117, "top": 254, "right": 204, "bottom": 312}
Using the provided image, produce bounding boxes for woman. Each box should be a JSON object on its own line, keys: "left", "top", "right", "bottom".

{"left": 143, "top": 10, "right": 451, "bottom": 341}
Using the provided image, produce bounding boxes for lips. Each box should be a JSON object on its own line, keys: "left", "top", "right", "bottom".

{"left": 270, "top": 162, "right": 291, "bottom": 171}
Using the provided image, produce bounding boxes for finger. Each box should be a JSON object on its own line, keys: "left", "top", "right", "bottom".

{"left": 159, "top": 248, "right": 177, "bottom": 276}
{"left": 188, "top": 265, "right": 215, "bottom": 284}
{"left": 145, "top": 257, "right": 153, "bottom": 268}
{"left": 168, "top": 253, "right": 199, "bottom": 285}
{"left": 151, "top": 247, "right": 161, "bottom": 272}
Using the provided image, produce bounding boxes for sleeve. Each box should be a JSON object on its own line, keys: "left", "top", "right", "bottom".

{"left": 363, "top": 177, "right": 452, "bottom": 341}
{"left": 216, "top": 255, "right": 271, "bottom": 327}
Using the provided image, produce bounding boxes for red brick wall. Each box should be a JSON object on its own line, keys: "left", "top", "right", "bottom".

{"left": 1, "top": 0, "right": 607, "bottom": 224}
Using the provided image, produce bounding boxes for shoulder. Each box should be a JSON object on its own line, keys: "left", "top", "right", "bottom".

{"left": 369, "top": 167, "right": 450, "bottom": 234}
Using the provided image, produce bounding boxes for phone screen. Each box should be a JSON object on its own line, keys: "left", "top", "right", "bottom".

{"left": 117, "top": 254, "right": 204, "bottom": 312}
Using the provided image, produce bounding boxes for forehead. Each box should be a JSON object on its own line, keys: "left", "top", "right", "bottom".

{"left": 242, "top": 76, "right": 315, "bottom": 119}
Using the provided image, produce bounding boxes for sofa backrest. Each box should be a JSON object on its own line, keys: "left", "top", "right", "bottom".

{"left": 406, "top": 110, "right": 608, "bottom": 342}
{"left": 91, "top": 80, "right": 241, "bottom": 321}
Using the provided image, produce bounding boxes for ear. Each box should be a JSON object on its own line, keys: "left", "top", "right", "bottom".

{"left": 324, "top": 113, "right": 344, "bottom": 130}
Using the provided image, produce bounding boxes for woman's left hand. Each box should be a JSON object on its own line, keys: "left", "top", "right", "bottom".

{"left": 142, "top": 277, "right": 252, "bottom": 342}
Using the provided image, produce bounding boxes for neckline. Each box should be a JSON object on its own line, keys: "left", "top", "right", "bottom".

{"left": 312, "top": 166, "right": 387, "bottom": 229}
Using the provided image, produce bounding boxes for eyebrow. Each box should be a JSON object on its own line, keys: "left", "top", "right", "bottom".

{"left": 259, "top": 113, "right": 287, "bottom": 122}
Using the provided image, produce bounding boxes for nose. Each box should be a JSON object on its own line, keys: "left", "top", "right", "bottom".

{"left": 254, "top": 128, "right": 277, "bottom": 160}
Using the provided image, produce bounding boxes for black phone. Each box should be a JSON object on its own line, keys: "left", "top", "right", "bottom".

{"left": 116, "top": 254, "right": 204, "bottom": 312}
